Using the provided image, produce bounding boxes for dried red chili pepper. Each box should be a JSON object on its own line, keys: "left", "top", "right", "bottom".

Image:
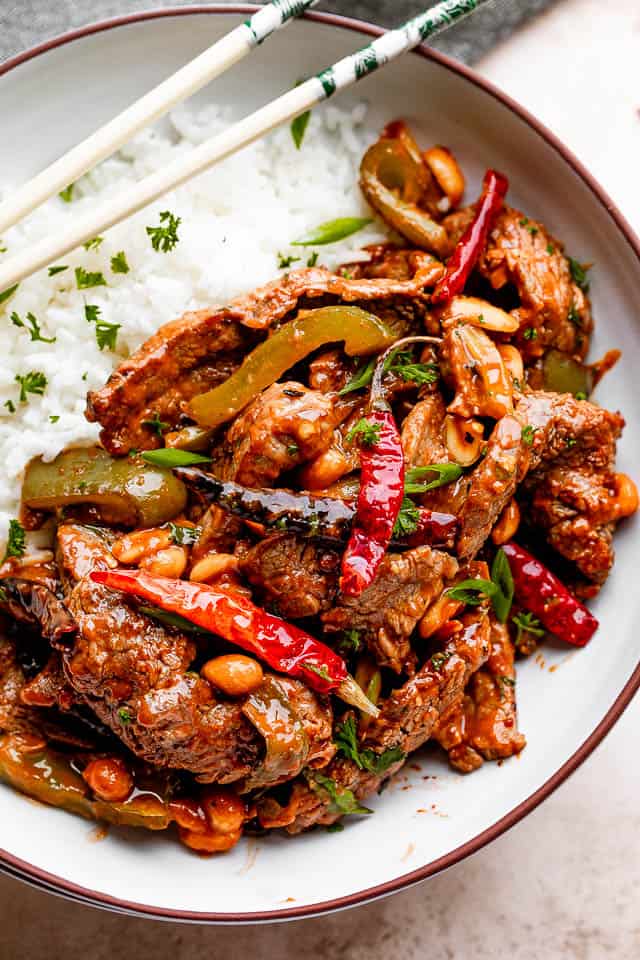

{"left": 431, "top": 168, "right": 509, "bottom": 303}
{"left": 502, "top": 542, "right": 598, "bottom": 647}
{"left": 340, "top": 335, "right": 442, "bottom": 597}
{"left": 91, "top": 568, "right": 378, "bottom": 715}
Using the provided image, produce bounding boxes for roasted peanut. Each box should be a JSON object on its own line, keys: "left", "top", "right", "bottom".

{"left": 190, "top": 552, "right": 239, "bottom": 583}
{"left": 419, "top": 594, "right": 464, "bottom": 638}
{"left": 423, "top": 145, "right": 465, "bottom": 209}
{"left": 201, "top": 788, "right": 247, "bottom": 835}
{"left": 491, "top": 498, "right": 521, "bottom": 545}
{"left": 441, "top": 296, "right": 519, "bottom": 333}
{"left": 82, "top": 757, "right": 133, "bottom": 803}
{"left": 606, "top": 473, "right": 639, "bottom": 522}
{"left": 497, "top": 344, "right": 525, "bottom": 386}
{"left": 140, "top": 545, "right": 188, "bottom": 579}
{"left": 112, "top": 527, "right": 172, "bottom": 564}
{"left": 201, "top": 655, "right": 264, "bottom": 697}
{"left": 445, "top": 414, "right": 484, "bottom": 466}
{"left": 178, "top": 826, "right": 242, "bottom": 854}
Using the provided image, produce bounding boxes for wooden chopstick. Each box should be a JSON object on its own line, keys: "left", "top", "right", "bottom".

{"left": 0, "top": 0, "right": 318, "bottom": 236}
{"left": 0, "top": 0, "right": 488, "bottom": 295}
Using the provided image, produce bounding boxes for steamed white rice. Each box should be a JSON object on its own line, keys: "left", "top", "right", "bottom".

{"left": 0, "top": 102, "right": 387, "bottom": 553}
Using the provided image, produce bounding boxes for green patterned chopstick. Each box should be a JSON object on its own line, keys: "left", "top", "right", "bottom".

{"left": 0, "top": 0, "right": 318, "bottom": 235}
{"left": 0, "top": 0, "right": 492, "bottom": 291}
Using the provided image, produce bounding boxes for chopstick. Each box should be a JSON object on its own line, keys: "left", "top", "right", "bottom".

{"left": 0, "top": 0, "right": 318, "bottom": 236}
{"left": 0, "top": 0, "right": 489, "bottom": 294}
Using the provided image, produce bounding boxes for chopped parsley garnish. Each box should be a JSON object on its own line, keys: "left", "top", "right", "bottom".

{"left": 11, "top": 311, "right": 56, "bottom": 344}
{"left": 306, "top": 252, "right": 319, "bottom": 267}
{"left": 15, "top": 371, "right": 47, "bottom": 403}
{"left": 292, "top": 217, "right": 372, "bottom": 247}
{"left": 337, "top": 629, "right": 362, "bottom": 656}
{"left": 523, "top": 327, "right": 537, "bottom": 340}
{"left": 307, "top": 770, "right": 373, "bottom": 816}
{"left": 83, "top": 236, "right": 103, "bottom": 251}
{"left": 546, "top": 243, "right": 555, "bottom": 255}
{"left": 117, "top": 707, "right": 132, "bottom": 725}
{"left": 567, "top": 303, "right": 582, "bottom": 327}
{"left": 84, "top": 304, "right": 101, "bottom": 324}
{"left": 446, "top": 548, "right": 514, "bottom": 623}
{"left": 392, "top": 497, "right": 421, "bottom": 538}
{"left": 58, "top": 184, "right": 74, "bottom": 203}
{"left": 0, "top": 283, "right": 19, "bottom": 305}
{"left": 146, "top": 210, "right": 181, "bottom": 252}
{"left": 430, "top": 651, "right": 453, "bottom": 672}
{"left": 49, "top": 415, "right": 60, "bottom": 423}
{"left": 334, "top": 717, "right": 405, "bottom": 774}
{"left": 340, "top": 349, "right": 439, "bottom": 396}
{"left": 512, "top": 611, "right": 545, "bottom": 645}
{"left": 3, "top": 519, "right": 26, "bottom": 561}
{"left": 277, "top": 252, "right": 301, "bottom": 270}
{"left": 142, "top": 411, "right": 170, "bottom": 437}
{"left": 110, "top": 250, "right": 130, "bottom": 274}
{"left": 519, "top": 217, "right": 539, "bottom": 237}
{"left": 302, "top": 662, "right": 331, "bottom": 682}
{"left": 404, "top": 463, "right": 463, "bottom": 494}
{"left": 290, "top": 109, "right": 311, "bottom": 149}
{"left": 346, "top": 417, "right": 381, "bottom": 448}
{"left": 567, "top": 256, "right": 591, "bottom": 292}
{"left": 81, "top": 372, "right": 88, "bottom": 381}
{"left": 393, "top": 361, "right": 439, "bottom": 385}
{"left": 75, "top": 266, "right": 107, "bottom": 289}
{"left": 95, "top": 319, "right": 121, "bottom": 352}
{"left": 47, "top": 265, "right": 68, "bottom": 277}
{"left": 168, "top": 522, "right": 201, "bottom": 547}
{"left": 4, "top": 400, "right": 15, "bottom": 414}
{"left": 521, "top": 425, "right": 537, "bottom": 446}
{"left": 286, "top": 443, "right": 300, "bottom": 457}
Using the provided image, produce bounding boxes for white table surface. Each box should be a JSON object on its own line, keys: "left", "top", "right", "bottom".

{"left": 0, "top": 0, "right": 639, "bottom": 956}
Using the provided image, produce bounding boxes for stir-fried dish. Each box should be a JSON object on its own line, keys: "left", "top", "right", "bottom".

{"left": 0, "top": 120, "right": 637, "bottom": 854}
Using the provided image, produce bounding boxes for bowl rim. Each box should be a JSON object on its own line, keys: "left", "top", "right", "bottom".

{"left": 1, "top": 2, "right": 639, "bottom": 925}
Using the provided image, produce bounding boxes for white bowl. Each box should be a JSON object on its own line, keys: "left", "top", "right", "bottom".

{"left": 0, "top": 5, "right": 638, "bottom": 923}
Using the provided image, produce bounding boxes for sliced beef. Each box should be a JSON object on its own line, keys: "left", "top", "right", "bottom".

{"left": 400, "top": 392, "right": 469, "bottom": 515}
{"left": 434, "top": 618, "right": 525, "bottom": 772}
{"left": 258, "top": 610, "right": 491, "bottom": 833}
{"left": 322, "top": 546, "right": 459, "bottom": 674}
{"left": 0, "top": 578, "right": 77, "bottom": 648}
{"left": 58, "top": 525, "right": 333, "bottom": 783}
{"left": 217, "top": 382, "right": 336, "bottom": 486}
{"left": 87, "top": 263, "right": 444, "bottom": 455}
{"left": 240, "top": 534, "right": 340, "bottom": 619}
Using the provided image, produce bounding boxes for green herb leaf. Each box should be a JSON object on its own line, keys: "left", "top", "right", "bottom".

{"left": 48, "top": 265, "right": 68, "bottom": 277}
{"left": 326, "top": 822, "right": 344, "bottom": 833}
{"left": 83, "top": 236, "right": 103, "bottom": 251}
{"left": 346, "top": 417, "right": 381, "bottom": 448}
{"left": 15, "top": 371, "right": 47, "bottom": 403}
{"left": 567, "top": 303, "right": 582, "bottom": 327}
{"left": 11, "top": 310, "right": 56, "bottom": 344}
{"left": 0, "top": 283, "right": 19, "bottom": 306}
{"left": 521, "top": 425, "right": 537, "bottom": 447}
{"left": 95, "top": 319, "right": 121, "bottom": 352}
{"left": 59, "top": 184, "right": 74, "bottom": 203}
{"left": 306, "top": 252, "right": 319, "bottom": 267}
{"left": 291, "top": 109, "right": 311, "bottom": 149}
{"left": 307, "top": 770, "right": 373, "bottom": 817}
{"left": 512, "top": 611, "right": 545, "bottom": 644}
{"left": 404, "top": 463, "right": 463, "bottom": 494}
{"left": 334, "top": 717, "right": 405, "bottom": 775}
{"left": 146, "top": 210, "right": 181, "bottom": 253}
{"left": 337, "top": 628, "right": 362, "bottom": 656}
{"left": 75, "top": 266, "right": 106, "bottom": 290}
{"left": 575, "top": 391, "right": 587, "bottom": 401}
{"left": 168, "top": 522, "right": 201, "bottom": 547}
{"left": 339, "top": 357, "right": 377, "bottom": 396}
{"left": 3, "top": 518, "right": 26, "bottom": 562}
{"left": 567, "top": 256, "right": 591, "bottom": 293}
{"left": 392, "top": 497, "right": 421, "bottom": 538}
{"left": 117, "top": 707, "right": 132, "bottom": 725}
{"left": 523, "top": 327, "right": 537, "bottom": 341}
{"left": 446, "top": 548, "right": 514, "bottom": 623}
{"left": 292, "top": 217, "right": 372, "bottom": 246}
{"left": 393, "top": 361, "right": 439, "bottom": 385}
{"left": 84, "top": 304, "right": 101, "bottom": 324}
{"left": 140, "top": 449, "right": 212, "bottom": 468}
{"left": 49, "top": 415, "right": 60, "bottom": 423}
{"left": 142, "top": 411, "right": 170, "bottom": 437}
{"left": 430, "top": 651, "right": 453, "bottom": 672}
{"left": 546, "top": 243, "right": 555, "bottom": 255}
{"left": 110, "top": 250, "right": 130, "bottom": 274}
{"left": 4, "top": 400, "right": 16, "bottom": 414}
{"left": 277, "top": 252, "right": 301, "bottom": 270}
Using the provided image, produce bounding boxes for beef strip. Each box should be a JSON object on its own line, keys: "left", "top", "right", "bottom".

{"left": 240, "top": 534, "right": 340, "bottom": 620}
{"left": 443, "top": 205, "right": 592, "bottom": 364}
{"left": 87, "top": 263, "right": 444, "bottom": 455}
{"left": 322, "top": 546, "right": 459, "bottom": 674}
{"left": 434, "top": 618, "right": 525, "bottom": 772}
{"left": 217, "top": 381, "right": 336, "bottom": 486}
{"left": 59, "top": 525, "right": 333, "bottom": 783}
{"left": 400, "top": 392, "right": 469, "bottom": 515}
{"left": 257, "top": 610, "right": 491, "bottom": 833}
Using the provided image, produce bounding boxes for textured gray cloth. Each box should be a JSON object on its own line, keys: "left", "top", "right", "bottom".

{"left": 1, "top": 0, "right": 559, "bottom": 66}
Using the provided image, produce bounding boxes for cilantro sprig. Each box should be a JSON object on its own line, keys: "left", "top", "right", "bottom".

{"left": 307, "top": 770, "right": 372, "bottom": 817}
{"left": 11, "top": 311, "right": 56, "bottom": 344}
{"left": 346, "top": 417, "right": 381, "bottom": 448}
{"left": 146, "top": 211, "right": 181, "bottom": 252}
{"left": 334, "top": 717, "right": 405, "bottom": 775}
{"left": 3, "top": 519, "right": 26, "bottom": 562}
